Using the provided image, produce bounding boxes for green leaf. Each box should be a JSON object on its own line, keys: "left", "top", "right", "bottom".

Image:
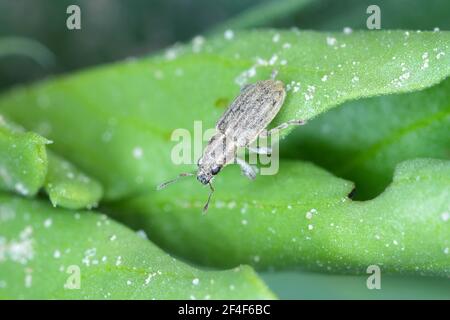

{"left": 108, "top": 158, "right": 450, "bottom": 277}
{"left": 0, "top": 116, "right": 49, "bottom": 196}
{"left": 0, "top": 30, "right": 448, "bottom": 200}
{"left": 0, "top": 115, "right": 104, "bottom": 209}
{"left": 0, "top": 194, "right": 275, "bottom": 299}
{"left": 282, "top": 77, "right": 450, "bottom": 199}
{"left": 45, "top": 152, "right": 104, "bottom": 210}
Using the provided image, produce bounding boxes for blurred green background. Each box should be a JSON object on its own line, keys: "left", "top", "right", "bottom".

{"left": 0, "top": 0, "right": 449, "bottom": 299}
{"left": 0, "top": 0, "right": 268, "bottom": 89}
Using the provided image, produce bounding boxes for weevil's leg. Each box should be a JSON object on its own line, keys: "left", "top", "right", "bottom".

{"left": 247, "top": 145, "right": 272, "bottom": 155}
{"left": 235, "top": 157, "right": 258, "bottom": 180}
{"left": 259, "top": 119, "right": 306, "bottom": 138}
{"left": 202, "top": 182, "right": 215, "bottom": 213}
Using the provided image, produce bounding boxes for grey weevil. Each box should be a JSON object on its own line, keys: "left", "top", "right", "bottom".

{"left": 157, "top": 72, "right": 305, "bottom": 212}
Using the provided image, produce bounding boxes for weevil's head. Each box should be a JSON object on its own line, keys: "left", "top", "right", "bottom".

{"left": 196, "top": 160, "right": 222, "bottom": 185}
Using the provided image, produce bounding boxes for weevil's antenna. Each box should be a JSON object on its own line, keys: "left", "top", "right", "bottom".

{"left": 202, "top": 182, "right": 215, "bottom": 213}
{"left": 156, "top": 172, "right": 195, "bottom": 190}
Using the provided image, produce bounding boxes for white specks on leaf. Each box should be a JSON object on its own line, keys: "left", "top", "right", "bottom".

{"left": 351, "top": 76, "right": 360, "bottom": 83}
{"left": 391, "top": 67, "right": 411, "bottom": 88}
{"left": 224, "top": 29, "right": 234, "bottom": 40}
{"left": 269, "top": 54, "right": 278, "bottom": 66}
{"left": 14, "top": 183, "right": 29, "bottom": 196}
{"left": 235, "top": 66, "right": 257, "bottom": 87}
{"left": 272, "top": 33, "right": 280, "bottom": 43}
{"left": 305, "top": 209, "right": 317, "bottom": 220}
{"left": 255, "top": 57, "right": 268, "bottom": 66}
{"left": 192, "top": 35, "right": 205, "bottom": 53}
{"left": 164, "top": 47, "right": 179, "bottom": 60}
{"left": 136, "top": 230, "right": 148, "bottom": 239}
{"left": 0, "top": 226, "right": 34, "bottom": 265}
{"left": 144, "top": 271, "right": 161, "bottom": 285}
{"left": 421, "top": 52, "right": 430, "bottom": 70}
{"left": 43, "top": 218, "right": 52, "bottom": 228}
{"left": 304, "top": 85, "right": 316, "bottom": 101}
{"left": 343, "top": 27, "right": 353, "bottom": 35}
{"left": 132, "top": 147, "right": 143, "bottom": 159}
{"left": 286, "top": 81, "right": 301, "bottom": 93}
{"left": 82, "top": 248, "right": 97, "bottom": 266}
{"left": 326, "top": 36, "right": 337, "bottom": 46}
{"left": 399, "top": 72, "right": 410, "bottom": 81}
{"left": 227, "top": 201, "right": 236, "bottom": 209}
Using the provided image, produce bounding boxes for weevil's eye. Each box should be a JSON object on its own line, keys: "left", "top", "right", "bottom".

{"left": 211, "top": 165, "right": 221, "bottom": 175}
{"left": 197, "top": 174, "right": 210, "bottom": 185}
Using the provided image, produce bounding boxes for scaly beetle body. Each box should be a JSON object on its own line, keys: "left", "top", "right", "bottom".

{"left": 197, "top": 79, "right": 286, "bottom": 185}
{"left": 158, "top": 75, "right": 305, "bottom": 212}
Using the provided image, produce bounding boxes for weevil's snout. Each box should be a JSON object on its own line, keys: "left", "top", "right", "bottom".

{"left": 197, "top": 172, "right": 212, "bottom": 185}
{"left": 197, "top": 164, "right": 222, "bottom": 185}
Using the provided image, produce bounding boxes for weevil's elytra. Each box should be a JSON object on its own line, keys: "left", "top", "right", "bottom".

{"left": 217, "top": 80, "right": 286, "bottom": 147}
{"left": 196, "top": 79, "right": 286, "bottom": 185}
{"left": 158, "top": 75, "right": 305, "bottom": 212}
